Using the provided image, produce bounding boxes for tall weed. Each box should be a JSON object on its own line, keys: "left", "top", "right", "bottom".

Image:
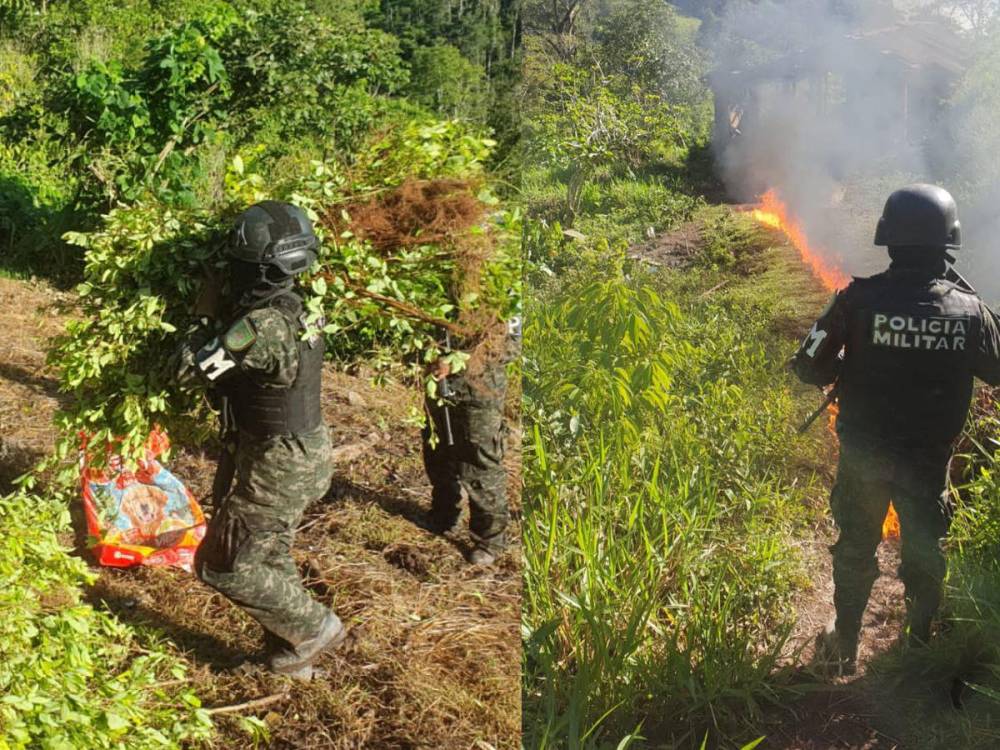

{"left": 524, "top": 260, "right": 807, "bottom": 747}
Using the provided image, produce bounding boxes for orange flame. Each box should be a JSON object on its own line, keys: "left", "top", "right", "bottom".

{"left": 749, "top": 189, "right": 900, "bottom": 540}
{"left": 751, "top": 190, "right": 852, "bottom": 291}
{"left": 882, "top": 502, "right": 900, "bottom": 538}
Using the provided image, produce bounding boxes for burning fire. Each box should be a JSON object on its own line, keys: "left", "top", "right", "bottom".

{"left": 749, "top": 189, "right": 901, "bottom": 540}
{"left": 751, "top": 190, "right": 852, "bottom": 290}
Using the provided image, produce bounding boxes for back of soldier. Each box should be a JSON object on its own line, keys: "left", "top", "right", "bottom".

{"left": 836, "top": 271, "right": 982, "bottom": 448}
{"left": 793, "top": 183, "right": 1000, "bottom": 676}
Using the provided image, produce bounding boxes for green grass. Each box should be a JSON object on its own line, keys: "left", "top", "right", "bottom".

{"left": 522, "top": 221, "right": 835, "bottom": 748}
{"left": 0, "top": 266, "right": 31, "bottom": 280}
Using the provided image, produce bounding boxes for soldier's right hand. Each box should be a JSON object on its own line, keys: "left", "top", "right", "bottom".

{"left": 429, "top": 358, "right": 451, "bottom": 380}
{"left": 168, "top": 341, "right": 199, "bottom": 386}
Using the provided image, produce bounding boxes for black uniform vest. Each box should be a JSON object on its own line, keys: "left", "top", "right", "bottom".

{"left": 838, "top": 269, "right": 983, "bottom": 448}
{"left": 227, "top": 293, "right": 324, "bottom": 438}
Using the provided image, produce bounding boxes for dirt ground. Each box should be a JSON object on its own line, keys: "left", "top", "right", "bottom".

{"left": 765, "top": 518, "right": 909, "bottom": 750}
{"left": 0, "top": 276, "right": 521, "bottom": 749}
{"left": 0, "top": 277, "right": 72, "bottom": 490}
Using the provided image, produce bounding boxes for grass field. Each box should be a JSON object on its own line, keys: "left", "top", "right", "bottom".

{"left": 523, "top": 208, "right": 836, "bottom": 747}
{"left": 522, "top": 187, "right": 1000, "bottom": 748}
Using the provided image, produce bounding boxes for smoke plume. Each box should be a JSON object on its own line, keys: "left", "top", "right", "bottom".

{"left": 708, "top": 0, "right": 1000, "bottom": 300}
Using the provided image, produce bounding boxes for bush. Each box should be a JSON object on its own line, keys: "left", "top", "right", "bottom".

{"left": 47, "top": 119, "right": 514, "bottom": 464}
{"left": 0, "top": 488, "right": 213, "bottom": 748}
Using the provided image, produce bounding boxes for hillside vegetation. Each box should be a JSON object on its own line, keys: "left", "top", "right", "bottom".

{"left": 0, "top": 1, "right": 521, "bottom": 747}
{"left": 522, "top": 1, "right": 1000, "bottom": 748}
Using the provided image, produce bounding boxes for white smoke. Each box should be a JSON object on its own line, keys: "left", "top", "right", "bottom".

{"left": 709, "top": 0, "right": 1000, "bottom": 301}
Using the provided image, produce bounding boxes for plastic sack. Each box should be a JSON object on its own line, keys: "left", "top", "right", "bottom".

{"left": 80, "top": 429, "right": 206, "bottom": 571}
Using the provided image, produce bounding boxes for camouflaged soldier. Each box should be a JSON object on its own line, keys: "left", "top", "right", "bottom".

{"left": 793, "top": 184, "right": 1000, "bottom": 676}
{"left": 173, "top": 201, "right": 344, "bottom": 679}
{"left": 421, "top": 315, "right": 520, "bottom": 565}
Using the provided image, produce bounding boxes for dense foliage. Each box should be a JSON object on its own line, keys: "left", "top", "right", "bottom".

{"left": 0, "top": 1, "right": 520, "bottom": 746}
{"left": 522, "top": 0, "right": 709, "bottom": 248}
{"left": 0, "top": 485, "right": 213, "bottom": 748}
{"left": 523, "top": 252, "right": 811, "bottom": 747}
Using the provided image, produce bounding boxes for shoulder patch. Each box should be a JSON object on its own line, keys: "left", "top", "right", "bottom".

{"left": 224, "top": 317, "right": 258, "bottom": 352}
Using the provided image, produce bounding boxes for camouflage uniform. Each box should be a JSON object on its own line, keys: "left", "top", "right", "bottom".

{"left": 422, "top": 318, "right": 519, "bottom": 556}
{"left": 794, "top": 262, "right": 1000, "bottom": 650}
{"left": 180, "top": 298, "right": 336, "bottom": 649}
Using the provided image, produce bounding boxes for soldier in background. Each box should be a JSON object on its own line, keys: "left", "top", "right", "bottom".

{"left": 792, "top": 184, "right": 1000, "bottom": 676}
{"left": 173, "top": 201, "right": 344, "bottom": 679}
{"left": 421, "top": 315, "right": 521, "bottom": 565}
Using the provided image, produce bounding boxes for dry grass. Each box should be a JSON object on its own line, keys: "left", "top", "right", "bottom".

{"left": 1, "top": 276, "right": 522, "bottom": 749}
{"left": 0, "top": 277, "right": 74, "bottom": 492}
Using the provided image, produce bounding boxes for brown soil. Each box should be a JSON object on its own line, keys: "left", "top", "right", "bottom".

{"left": 1, "top": 276, "right": 521, "bottom": 749}
{"left": 765, "top": 520, "right": 908, "bottom": 750}
{"left": 627, "top": 221, "right": 703, "bottom": 268}
{"left": 0, "top": 277, "right": 72, "bottom": 492}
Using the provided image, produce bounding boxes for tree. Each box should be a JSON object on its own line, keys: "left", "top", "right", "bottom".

{"left": 408, "top": 43, "right": 488, "bottom": 119}
{"left": 929, "top": 0, "right": 1000, "bottom": 36}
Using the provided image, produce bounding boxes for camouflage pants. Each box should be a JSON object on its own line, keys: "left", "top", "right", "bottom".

{"left": 422, "top": 363, "right": 509, "bottom": 552}
{"left": 830, "top": 437, "right": 954, "bottom": 645}
{"left": 195, "top": 424, "right": 334, "bottom": 646}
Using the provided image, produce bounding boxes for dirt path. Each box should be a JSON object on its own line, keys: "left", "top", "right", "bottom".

{"left": 766, "top": 523, "right": 908, "bottom": 750}
{"left": 0, "top": 276, "right": 521, "bottom": 749}
{"left": 0, "top": 276, "right": 70, "bottom": 491}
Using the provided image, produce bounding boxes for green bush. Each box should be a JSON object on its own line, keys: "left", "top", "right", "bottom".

{"left": 48, "top": 120, "right": 514, "bottom": 464}
{"left": 0, "top": 488, "right": 213, "bottom": 749}
{"left": 221, "top": 2, "right": 408, "bottom": 150}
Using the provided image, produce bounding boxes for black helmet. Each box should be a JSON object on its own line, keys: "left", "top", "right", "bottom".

{"left": 227, "top": 200, "right": 318, "bottom": 276}
{"left": 873, "top": 183, "right": 961, "bottom": 250}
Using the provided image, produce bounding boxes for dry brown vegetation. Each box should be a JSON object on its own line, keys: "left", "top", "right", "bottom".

{"left": 1, "top": 276, "right": 521, "bottom": 749}
{"left": 328, "top": 178, "right": 511, "bottom": 387}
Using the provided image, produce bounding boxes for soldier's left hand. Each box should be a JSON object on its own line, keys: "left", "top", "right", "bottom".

{"left": 429, "top": 358, "right": 451, "bottom": 380}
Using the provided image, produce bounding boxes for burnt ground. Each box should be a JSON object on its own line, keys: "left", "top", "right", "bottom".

{"left": 0, "top": 276, "right": 521, "bottom": 749}
{"left": 627, "top": 220, "right": 702, "bottom": 269}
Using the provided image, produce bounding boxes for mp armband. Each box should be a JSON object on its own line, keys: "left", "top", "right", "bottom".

{"left": 507, "top": 315, "right": 522, "bottom": 341}
{"left": 195, "top": 337, "right": 240, "bottom": 382}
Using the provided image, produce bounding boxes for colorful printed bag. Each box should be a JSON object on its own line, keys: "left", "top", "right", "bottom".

{"left": 80, "top": 429, "right": 206, "bottom": 571}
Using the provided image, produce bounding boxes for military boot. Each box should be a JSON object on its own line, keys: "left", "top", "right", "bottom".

{"left": 416, "top": 509, "right": 461, "bottom": 536}
{"left": 267, "top": 612, "right": 347, "bottom": 679}
{"left": 468, "top": 532, "right": 506, "bottom": 566}
{"left": 813, "top": 619, "right": 858, "bottom": 677}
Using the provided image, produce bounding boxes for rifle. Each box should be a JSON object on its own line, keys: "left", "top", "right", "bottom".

{"left": 944, "top": 251, "right": 976, "bottom": 294}
{"left": 438, "top": 331, "right": 456, "bottom": 447}
{"left": 209, "top": 396, "right": 239, "bottom": 506}
{"left": 798, "top": 384, "right": 838, "bottom": 434}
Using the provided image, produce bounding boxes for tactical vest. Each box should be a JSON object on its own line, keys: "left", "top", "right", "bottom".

{"left": 837, "top": 269, "right": 983, "bottom": 448}
{"left": 227, "top": 293, "right": 324, "bottom": 438}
